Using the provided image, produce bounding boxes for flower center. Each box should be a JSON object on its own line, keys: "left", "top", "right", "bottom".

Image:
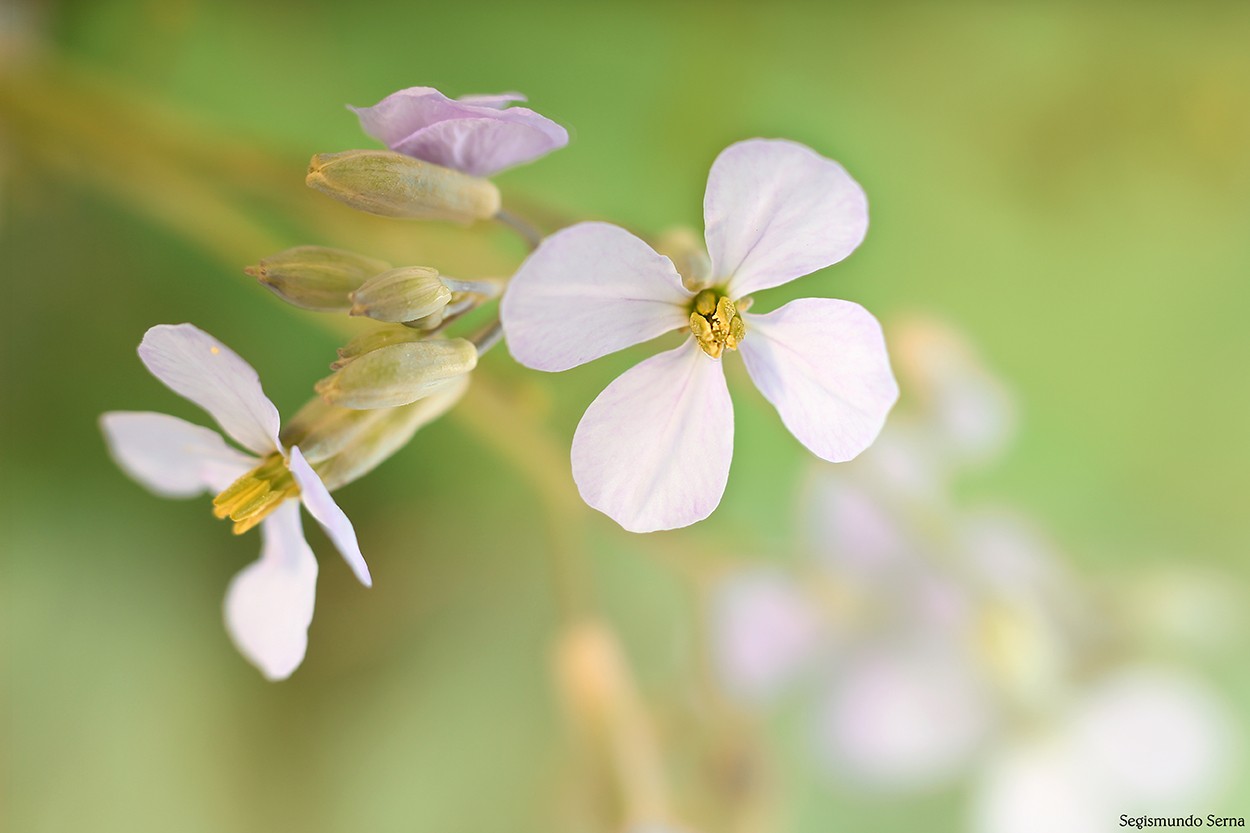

{"left": 212, "top": 453, "right": 300, "bottom": 535}
{"left": 689, "top": 289, "right": 745, "bottom": 359}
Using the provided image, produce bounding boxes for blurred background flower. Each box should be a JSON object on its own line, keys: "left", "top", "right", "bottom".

{"left": 3, "top": 2, "right": 1248, "bottom": 832}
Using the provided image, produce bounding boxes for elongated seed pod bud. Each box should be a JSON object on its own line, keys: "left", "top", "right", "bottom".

{"left": 306, "top": 150, "right": 501, "bottom": 222}
{"left": 314, "top": 376, "right": 470, "bottom": 491}
{"left": 315, "top": 339, "right": 477, "bottom": 409}
{"left": 246, "top": 246, "right": 391, "bottom": 312}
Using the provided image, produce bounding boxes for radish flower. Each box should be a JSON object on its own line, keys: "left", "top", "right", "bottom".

{"left": 501, "top": 139, "right": 898, "bottom": 532}
{"left": 100, "top": 324, "right": 370, "bottom": 680}
{"left": 351, "top": 87, "right": 568, "bottom": 177}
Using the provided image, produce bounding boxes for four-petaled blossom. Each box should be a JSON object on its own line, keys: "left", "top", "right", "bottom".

{"left": 501, "top": 138, "right": 899, "bottom": 532}
{"left": 100, "top": 324, "right": 370, "bottom": 680}
{"left": 352, "top": 87, "right": 569, "bottom": 177}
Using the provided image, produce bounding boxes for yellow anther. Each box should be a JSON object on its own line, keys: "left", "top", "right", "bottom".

{"left": 211, "top": 453, "right": 300, "bottom": 535}
{"left": 689, "top": 289, "right": 745, "bottom": 359}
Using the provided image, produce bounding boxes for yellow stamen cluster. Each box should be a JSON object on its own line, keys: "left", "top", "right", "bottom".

{"left": 689, "top": 289, "right": 745, "bottom": 359}
{"left": 211, "top": 454, "right": 300, "bottom": 535}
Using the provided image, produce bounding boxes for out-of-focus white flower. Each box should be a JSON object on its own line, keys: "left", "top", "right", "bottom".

{"left": 101, "top": 324, "right": 370, "bottom": 680}
{"left": 503, "top": 139, "right": 898, "bottom": 532}
{"left": 816, "top": 641, "right": 993, "bottom": 790}
{"left": 973, "top": 666, "right": 1238, "bottom": 833}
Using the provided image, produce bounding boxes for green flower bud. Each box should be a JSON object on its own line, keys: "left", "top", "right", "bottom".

{"left": 332, "top": 325, "right": 428, "bottom": 370}
{"left": 314, "top": 338, "right": 477, "bottom": 409}
{"left": 314, "top": 376, "right": 470, "bottom": 491}
{"left": 279, "top": 396, "right": 390, "bottom": 464}
{"left": 246, "top": 246, "right": 391, "bottom": 312}
{"left": 349, "top": 266, "right": 452, "bottom": 323}
{"left": 306, "top": 150, "right": 501, "bottom": 223}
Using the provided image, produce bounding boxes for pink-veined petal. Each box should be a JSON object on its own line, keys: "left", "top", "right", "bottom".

{"left": 739, "top": 299, "right": 897, "bottom": 462}
{"left": 100, "top": 411, "right": 255, "bottom": 497}
{"left": 137, "top": 324, "right": 281, "bottom": 455}
{"left": 502, "top": 222, "right": 692, "bottom": 372}
{"left": 223, "top": 501, "right": 318, "bottom": 681}
{"left": 287, "top": 446, "right": 371, "bottom": 588}
{"left": 571, "top": 341, "right": 733, "bottom": 533}
{"left": 703, "top": 139, "right": 868, "bottom": 297}
{"left": 351, "top": 87, "right": 567, "bottom": 176}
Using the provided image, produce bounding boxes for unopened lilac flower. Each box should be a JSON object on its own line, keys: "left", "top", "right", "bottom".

{"left": 501, "top": 139, "right": 899, "bottom": 532}
{"left": 100, "top": 324, "right": 370, "bottom": 680}
{"left": 351, "top": 87, "right": 569, "bottom": 177}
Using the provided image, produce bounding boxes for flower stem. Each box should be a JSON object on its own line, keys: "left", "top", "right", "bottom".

{"left": 495, "top": 207, "right": 545, "bottom": 250}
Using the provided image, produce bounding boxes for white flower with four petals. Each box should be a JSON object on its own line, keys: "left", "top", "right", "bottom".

{"left": 101, "top": 324, "right": 370, "bottom": 680}
{"left": 502, "top": 139, "right": 899, "bottom": 532}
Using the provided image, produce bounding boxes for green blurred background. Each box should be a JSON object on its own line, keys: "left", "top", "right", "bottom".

{"left": 3, "top": 1, "right": 1248, "bottom": 831}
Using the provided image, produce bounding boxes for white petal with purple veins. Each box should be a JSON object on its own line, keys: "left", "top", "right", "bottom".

{"left": 703, "top": 139, "right": 868, "bottom": 297}
{"left": 100, "top": 411, "right": 256, "bottom": 496}
{"left": 571, "top": 341, "right": 733, "bottom": 533}
{"left": 502, "top": 222, "right": 693, "bottom": 372}
{"left": 224, "top": 501, "right": 318, "bottom": 681}
{"left": 287, "top": 446, "right": 371, "bottom": 588}
{"left": 739, "top": 299, "right": 897, "bottom": 463}
{"left": 137, "top": 324, "right": 282, "bottom": 456}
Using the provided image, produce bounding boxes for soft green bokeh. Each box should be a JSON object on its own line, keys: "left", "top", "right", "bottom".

{"left": 3, "top": 2, "right": 1248, "bottom": 831}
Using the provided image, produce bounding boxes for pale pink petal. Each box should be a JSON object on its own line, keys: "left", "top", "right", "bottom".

{"left": 137, "top": 324, "right": 281, "bottom": 455}
{"left": 703, "top": 139, "right": 868, "bottom": 297}
{"left": 571, "top": 341, "right": 732, "bottom": 533}
{"left": 502, "top": 222, "right": 693, "bottom": 372}
{"left": 223, "top": 501, "right": 318, "bottom": 681}
{"left": 739, "top": 299, "right": 898, "bottom": 463}
{"left": 287, "top": 446, "right": 371, "bottom": 588}
{"left": 100, "top": 411, "right": 256, "bottom": 497}
{"left": 351, "top": 86, "right": 567, "bottom": 176}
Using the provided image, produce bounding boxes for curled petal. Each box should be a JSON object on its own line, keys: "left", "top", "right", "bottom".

{"left": 351, "top": 87, "right": 567, "bottom": 176}
{"left": 572, "top": 341, "right": 733, "bottom": 533}
{"left": 703, "top": 139, "right": 868, "bottom": 297}
{"left": 739, "top": 299, "right": 898, "bottom": 463}
{"left": 502, "top": 222, "right": 692, "bottom": 372}
{"left": 100, "top": 411, "right": 255, "bottom": 496}
{"left": 137, "top": 324, "right": 282, "bottom": 455}
{"left": 287, "top": 446, "right": 371, "bottom": 588}
{"left": 224, "top": 501, "right": 318, "bottom": 681}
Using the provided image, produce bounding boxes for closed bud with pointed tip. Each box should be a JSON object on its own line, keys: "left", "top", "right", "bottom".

{"left": 315, "top": 339, "right": 477, "bottom": 409}
{"left": 306, "top": 150, "right": 501, "bottom": 222}
{"left": 349, "top": 266, "right": 452, "bottom": 323}
{"left": 246, "top": 246, "right": 391, "bottom": 312}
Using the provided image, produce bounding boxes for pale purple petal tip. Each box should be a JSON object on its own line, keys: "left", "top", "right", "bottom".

{"left": 136, "top": 324, "right": 282, "bottom": 456}
{"left": 739, "top": 299, "right": 898, "bottom": 463}
{"left": 351, "top": 86, "right": 568, "bottom": 176}
{"left": 703, "top": 139, "right": 868, "bottom": 297}
{"left": 572, "top": 341, "right": 733, "bottom": 533}
{"left": 224, "top": 502, "right": 318, "bottom": 681}
{"left": 100, "top": 411, "right": 256, "bottom": 497}
{"left": 501, "top": 222, "right": 692, "bottom": 372}
{"left": 287, "top": 446, "right": 371, "bottom": 587}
